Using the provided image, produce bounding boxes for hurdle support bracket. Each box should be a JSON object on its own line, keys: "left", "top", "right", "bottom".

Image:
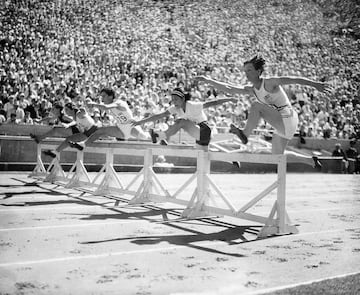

{"left": 94, "top": 149, "right": 125, "bottom": 196}
{"left": 128, "top": 149, "right": 164, "bottom": 205}
{"left": 29, "top": 144, "right": 47, "bottom": 178}
{"left": 181, "top": 151, "right": 223, "bottom": 219}
{"left": 44, "top": 156, "right": 66, "bottom": 183}
{"left": 65, "top": 151, "right": 91, "bottom": 188}
{"left": 257, "top": 200, "right": 299, "bottom": 238}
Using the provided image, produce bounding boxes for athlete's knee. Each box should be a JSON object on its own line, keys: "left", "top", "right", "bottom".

{"left": 174, "top": 118, "right": 187, "bottom": 127}
{"left": 174, "top": 118, "right": 185, "bottom": 124}
{"left": 250, "top": 101, "right": 263, "bottom": 111}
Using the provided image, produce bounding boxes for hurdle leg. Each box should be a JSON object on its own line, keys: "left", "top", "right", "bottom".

{"left": 43, "top": 151, "right": 67, "bottom": 183}
{"left": 65, "top": 150, "right": 91, "bottom": 188}
{"left": 258, "top": 154, "right": 298, "bottom": 237}
{"left": 94, "top": 148, "right": 125, "bottom": 196}
{"left": 29, "top": 144, "right": 47, "bottom": 178}
{"left": 128, "top": 149, "right": 155, "bottom": 204}
{"left": 182, "top": 151, "right": 214, "bottom": 218}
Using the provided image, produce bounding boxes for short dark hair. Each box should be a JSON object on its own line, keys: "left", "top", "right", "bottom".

{"left": 64, "top": 102, "right": 77, "bottom": 111}
{"left": 244, "top": 55, "right": 266, "bottom": 74}
{"left": 171, "top": 88, "right": 185, "bottom": 99}
{"left": 100, "top": 88, "right": 115, "bottom": 99}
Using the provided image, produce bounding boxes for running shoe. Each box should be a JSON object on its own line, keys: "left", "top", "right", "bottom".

{"left": 229, "top": 124, "right": 248, "bottom": 144}
{"left": 312, "top": 156, "right": 322, "bottom": 170}
{"left": 232, "top": 161, "right": 241, "bottom": 168}
{"left": 149, "top": 129, "right": 159, "bottom": 143}
{"left": 43, "top": 150, "right": 56, "bottom": 158}
{"left": 68, "top": 141, "right": 84, "bottom": 151}
{"left": 30, "top": 133, "right": 40, "bottom": 143}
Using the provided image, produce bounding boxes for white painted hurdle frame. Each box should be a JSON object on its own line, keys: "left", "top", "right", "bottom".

{"left": 31, "top": 142, "right": 298, "bottom": 238}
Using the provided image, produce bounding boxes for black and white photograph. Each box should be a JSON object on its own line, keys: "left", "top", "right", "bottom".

{"left": 0, "top": 0, "right": 359, "bottom": 294}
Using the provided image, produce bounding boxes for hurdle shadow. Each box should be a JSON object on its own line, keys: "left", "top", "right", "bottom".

{"left": 1, "top": 199, "right": 95, "bottom": 207}
{"left": 1, "top": 178, "right": 98, "bottom": 206}
{"left": 0, "top": 181, "right": 41, "bottom": 188}
{"left": 72, "top": 208, "right": 173, "bottom": 221}
{"left": 1, "top": 189, "right": 64, "bottom": 197}
{"left": 80, "top": 223, "right": 262, "bottom": 257}
{"left": 0, "top": 178, "right": 63, "bottom": 200}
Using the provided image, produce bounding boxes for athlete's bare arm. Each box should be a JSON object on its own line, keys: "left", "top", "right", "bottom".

{"left": 132, "top": 110, "right": 171, "bottom": 126}
{"left": 266, "top": 77, "right": 333, "bottom": 94}
{"left": 195, "top": 76, "right": 252, "bottom": 96}
{"left": 89, "top": 102, "right": 127, "bottom": 112}
{"left": 203, "top": 97, "right": 237, "bottom": 108}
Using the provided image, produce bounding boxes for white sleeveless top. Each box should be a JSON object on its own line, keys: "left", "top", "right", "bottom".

{"left": 168, "top": 101, "right": 207, "bottom": 124}
{"left": 76, "top": 114, "right": 95, "bottom": 131}
{"left": 253, "top": 79, "right": 291, "bottom": 110}
{"left": 108, "top": 99, "right": 133, "bottom": 125}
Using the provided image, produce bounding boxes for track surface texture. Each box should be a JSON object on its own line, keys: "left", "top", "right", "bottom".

{"left": 0, "top": 172, "right": 359, "bottom": 294}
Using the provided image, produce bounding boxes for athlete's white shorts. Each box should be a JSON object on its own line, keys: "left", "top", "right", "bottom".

{"left": 117, "top": 123, "right": 132, "bottom": 140}
{"left": 274, "top": 106, "right": 299, "bottom": 140}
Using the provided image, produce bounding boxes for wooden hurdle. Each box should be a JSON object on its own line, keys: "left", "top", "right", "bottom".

{"left": 31, "top": 140, "right": 298, "bottom": 238}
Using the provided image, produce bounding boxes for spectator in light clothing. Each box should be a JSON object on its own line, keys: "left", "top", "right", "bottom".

{"left": 332, "top": 143, "right": 348, "bottom": 173}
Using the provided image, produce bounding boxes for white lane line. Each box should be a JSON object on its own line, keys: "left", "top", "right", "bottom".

{"left": 244, "top": 270, "right": 360, "bottom": 295}
{"left": 0, "top": 244, "right": 213, "bottom": 267}
{"left": 0, "top": 227, "right": 359, "bottom": 267}
{"left": 0, "top": 220, "right": 143, "bottom": 232}
{"left": 0, "top": 205, "right": 114, "bottom": 212}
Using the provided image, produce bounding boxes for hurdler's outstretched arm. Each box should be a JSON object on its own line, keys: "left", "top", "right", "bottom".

{"left": 88, "top": 102, "right": 127, "bottom": 111}
{"left": 267, "top": 76, "right": 333, "bottom": 93}
{"left": 203, "top": 97, "right": 237, "bottom": 108}
{"left": 195, "top": 76, "right": 252, "bottom": 96}
{"left": 132, "top": 110, "right": 171, "bottom": 126}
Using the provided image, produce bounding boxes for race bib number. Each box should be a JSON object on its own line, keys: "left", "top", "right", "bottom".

{"left": 114, "top": 113, "right": 129, "bottom": 124}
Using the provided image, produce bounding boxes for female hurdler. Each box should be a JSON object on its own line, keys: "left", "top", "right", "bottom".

{"left": 132, "top": 88, "right": 237, "bottom": 151}
{"left": 195, "top": 55, "right": 333, "bottom": 168}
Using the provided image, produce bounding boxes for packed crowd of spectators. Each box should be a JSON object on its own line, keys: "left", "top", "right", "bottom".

{"left": 1, "top": 0, "right": 359, "bottom": 140}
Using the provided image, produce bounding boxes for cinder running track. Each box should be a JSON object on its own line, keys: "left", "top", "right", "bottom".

{"left": 0, "top": 172, "right": 359, "bottom": 294}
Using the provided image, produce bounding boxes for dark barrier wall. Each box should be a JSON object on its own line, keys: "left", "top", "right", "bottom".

{"left": 0, "top": 134, "right": 350, "bottom": 173}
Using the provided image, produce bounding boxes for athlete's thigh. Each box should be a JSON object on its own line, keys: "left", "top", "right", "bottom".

{"left": 257, "top": 104, "right": 285, "bottom": 135}
{"left": 130, "top": 125, "right": 145, "bottom": 137}
{"left": 271, "top": 134, "right": 289, "bottom": 154}
{"left": 66, "top": 133, "right": 87, "bottom": 142}
{"left": 48, "top": 126, "right": 71, "bottom": 137}
{"left": 181, "top": 120, "right": 200, "bottom": 140}
{"left": 99, "top": 126, "right": 125, "bottom": 137}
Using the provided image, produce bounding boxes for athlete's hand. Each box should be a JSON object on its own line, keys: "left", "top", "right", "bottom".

{"left": 315, "top": 82, "right": 333, "bottom": 95}
{"left": 315, "top": 82, "right": 335, "bottom": 103}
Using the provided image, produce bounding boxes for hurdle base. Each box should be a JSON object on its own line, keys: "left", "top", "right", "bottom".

{"left": 181, "top": 207, "right": 223, "bottom": 219}
{"left": 29, "top": 171, "right": 47, "bottom": 178}
{"left": 258, "top": 224, "right": 299, "bottom": 238}
{"left": 128, "top": 194, "right": 163, "bottom": 205}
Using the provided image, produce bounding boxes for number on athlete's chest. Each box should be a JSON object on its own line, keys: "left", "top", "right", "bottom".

{"left": 115, "top": 113, "right": 129, "bottom": 123}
